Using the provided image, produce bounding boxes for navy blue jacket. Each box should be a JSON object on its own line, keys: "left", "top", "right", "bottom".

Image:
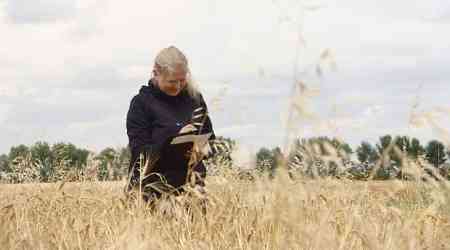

{"left": 126, "top": 79, "right": 215, "bottom": 190}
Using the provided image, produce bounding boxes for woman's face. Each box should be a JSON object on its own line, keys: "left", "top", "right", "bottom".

{"left": 156, "top": 69, "right": 187, "bottom": 96}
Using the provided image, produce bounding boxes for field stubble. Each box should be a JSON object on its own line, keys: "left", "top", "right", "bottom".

{"left": 1, "top": 169, "right": 450, "bottom": 250}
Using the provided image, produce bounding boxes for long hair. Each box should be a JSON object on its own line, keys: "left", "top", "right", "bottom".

{"left": 153, "top": 46, "right": 200, "bottom": 100}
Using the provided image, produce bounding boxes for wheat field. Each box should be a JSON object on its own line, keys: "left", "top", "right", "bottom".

{"left": 1, "top": 169, "right": 450, "bottom": 250}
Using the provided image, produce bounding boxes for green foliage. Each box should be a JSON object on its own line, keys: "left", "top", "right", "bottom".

{"left": 392, "top": 135, "right": 409, "bottom": 166}
{"left": 9, "top": 145, "right": 30, "bottom": 163}
{"left": 30, "top": 142, "right": 53, "bottom": 182}
{"left": 373, "top": 165, "right": 399, "bottom": 180}
{"left": 359, "top": 136, "right": 427, "bottom": 180}
{"left": 51, "top": 143, "right": 89, "bottom": 169}
{"left": 256, "top": 147, "right": 281, "bottom": 177}
{"left": 30, "top": 142, "right": 52, "bottom": 163}
{"left": 0, "top": 154, "right": 10, "bottom": 175}
{"left": 307, "top": 137, "right": 353, "bottom": 156}
{"left": 329, "top": 138, "right": 353, "bottom": 155}
{"left": 373, "top": 135, "right": 424, "bottom": 165}
{"left": 409, "top": 138, "right": 426, "bottom": 159}
{"left": 393, "top": 136, "right": 426, "bottom": 180}
{"left": 94, "top": 147, "right": 128, "bottom": 181}
{"left": 356, "top": 141, "right": 378, "bottom": 164}
{"left": 206, "top": 136, "right": 236, "bottom": 170}
{"left": 375, "top": 135, "right": 395, "bottom": 169}
{"left": 2, "top": 136, "right": 448, "bottom": 183}
{"left": 426, "top": 140, "right": 447, "bottom": 168}
{"left": 1, "top": 142, "right": 92, "bottom": 183}
{"left": 376, "top": 135, "right": 393, "bottom": 155}
{"left": 49, "top": 143, "right": 90, "bottom": 181}
{"left": 288, "top": 136, "right": 352, "bottom": 178}
{"left": 5, "top": 145, "right": 40, "bottom": 183}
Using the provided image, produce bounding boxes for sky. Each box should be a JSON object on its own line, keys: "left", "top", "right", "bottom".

{"left": 0, "top": 0, "right": 449, "bottom": 154}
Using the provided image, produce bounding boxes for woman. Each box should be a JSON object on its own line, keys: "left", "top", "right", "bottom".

{"left": 126, "top": 46, "right": 215, "bottom": 202}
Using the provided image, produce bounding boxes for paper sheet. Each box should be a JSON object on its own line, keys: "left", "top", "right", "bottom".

{"left": 170, "top": 133, "right": 212, "bottom": 145}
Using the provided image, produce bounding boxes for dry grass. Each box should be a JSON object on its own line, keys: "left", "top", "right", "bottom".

{"left": 1, "top": 169, "right": 450, "bottom": 250}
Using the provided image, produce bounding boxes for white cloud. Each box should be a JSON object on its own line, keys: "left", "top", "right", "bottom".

{"left": 2, "top": 0, "right": 77, "bottom": 24}
{"left": 215, "top": 124, "right": 258, "bottom": 137}
{"left": 0, "top": 0, "right": 449, "bottom": 154}
{"left": 0, "top": 85, "right": 19, "bottom": 98}
{"left": 0, "top": 104, "right": 11, "bottom": 124}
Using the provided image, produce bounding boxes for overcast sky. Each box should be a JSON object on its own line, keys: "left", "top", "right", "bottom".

{"left": 0, "top": 0, "right": 449, "bottom": 154}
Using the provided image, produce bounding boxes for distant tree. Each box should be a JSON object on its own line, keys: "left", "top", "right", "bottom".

{"left": 375, "top": 135, "right": 425, "bottom": 165}
{"left": 256, "top": 148, "right": 274, "bottom": 168}
{"left": 299, "top": 137, "right": 352, "bottom": 158}
{"left": 205, "top": 136, "right": 236, "bottom": 171}
{"left": 0, "top": 154, "right": 10, "bottom": 171}
{"left": 380, "top": 135, "right": 424, "bottom": 163}
{"left": 30, "top": 142, "right": 52, "bottom": 163}
{"left": 356, "top": 141, "right": 378, "bottom": 164}
{"left": 116, "top": 147, "right": 131, "bottom": 179}
{"left": 289, "top": 137, "right": 352, "bottom": 178}
{"left": 118, "top": 147, "right": 131, "bottom": 165}
{"left": 365, "top": 135, "right": 427, "bottom": 180}
{"left": 74, "top": 149, "right": 90, "bottom": 168}
{"left": 6, "top": 145, "right": 38, "bottom": 182}
{"left": 51, "top": 143, "right": 90, "bottom": 180}
{"left": 392, "top": 136, "right": 410, "bottom": 166}
{"left": 409, "top": 137, "right": 426, "bottom": 159}
{"left": 7, "top": 145, "right": 41, "bottom": 183}
{"left": 373, "top": 135, "right": 399, "bottom": 180}
{"left": 376, "top": 135, "right": 393, "bottom": 156}
{"left": 426, "top": 140, "right": 447, "bottom": 168}
{"left": 376, "top": 135, "right": 396, "bottom": 165}
{"left": 319, "top": 137, "right": 352, "bottom": 177}
{"left": 0, "top": 154, "right": 10, "bottom": 179}
{"left": 256, "top": 147, "right": 282, "bottom": 177}
{"left": 328, "top": 137, "right": 353, "bottom": 156}
{"left": 288, "top": 138, "right": 315, "bottom": 174}
{"left": 392, "top": 136, "right": 413, "bottom": 179}
{"left": 8, "top": 145, "right": 30, "bottom": 163}
{"left": 95, "top": 147, "right": 117, "bottom": 180}
{"left": 397, "top": 137, "right": 427, "bottom": 180}
{"left": 30, "top": 142, "right": 53, "bottom": 181}
{"left": 51, "top": 143, "right": 89, "bottom": 168}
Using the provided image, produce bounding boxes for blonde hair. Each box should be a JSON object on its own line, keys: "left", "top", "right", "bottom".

{"left": 153, "top": 46, "right": 199, "bottom": 99}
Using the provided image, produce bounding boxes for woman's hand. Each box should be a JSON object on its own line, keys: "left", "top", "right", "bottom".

{"left": 178, "top": 124, "right": 197, "bottom": 134}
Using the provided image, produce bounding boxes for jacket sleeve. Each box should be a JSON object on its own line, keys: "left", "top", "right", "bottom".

{"left": 127, "top": 96, "right": 149, "bottom": 151}
{"left": 198, "top": 94, "right": 216, "bottom": 141}
{"left": 195, "top": 94, "right": 216, "bottom": 162}
{"left": 126, "top": 96, "right": 163, "bottom": 174}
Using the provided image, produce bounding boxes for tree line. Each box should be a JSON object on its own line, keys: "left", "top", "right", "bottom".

{"left": 1, "top": 135, "right": 449, "bottom": 183}
{"left": 256, "top": 135, "right": 450, "bottom": 180}
{"left": 0, "top": 137, "right": 234, "bottom": 184}
{"left": 0, "top": 142, "right": 130, "bottom": 183}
